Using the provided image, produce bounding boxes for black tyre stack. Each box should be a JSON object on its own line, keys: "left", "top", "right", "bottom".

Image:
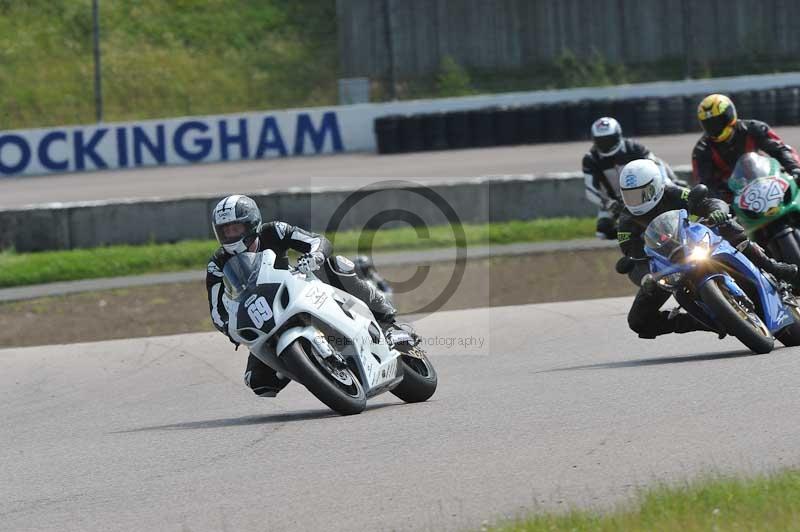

{"left": 374, "top": 115, "right": 402, "bottom": 154}
{"left": 519, "top": 105, "right": 545, "bottom": 144}
{"left": 398, "top": 114, "right": 424, "bottom": 153}
{"left": 421, "top": 113, "right": 448, "bottom": 151}
{"left": 445, "top": 110, "right": 471, "bottom": 149}
{"left": 776, "top": 87, "right": 800, "bottom": 126}
{"left": 730, "top": 90, "right": 755, "bottom": 121}
{"left": 683, "top": 94, "right": 702, "bottom": 133}
{"left": 612, "top": 98, "right": 638, "bottom": 136}
{"left": 565, "top": 100, "right": 592, "bottom": 141}
{"left": 468, "top": 108, "right": 497, "bottom": 147}
{"left": 588, "top": 99, "right": 615, "bottom": 125}
{"left": 634, "top": 97, "right": 662, "bottom": 136}
{"left": 374, "top": 85, "right": 800, "bottom": 154}
{"left": 495, "top": 106, "right": 521, "bottom": 145}
{"left": 753, "top": 89, "right": 777, "bottom": 126}
{"left": 659, "top": 95, "right": 685, "bottom": 135}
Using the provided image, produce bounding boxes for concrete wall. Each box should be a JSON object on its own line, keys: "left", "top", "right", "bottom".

{"left": 0, "top": 167, "right": 693, "bottom": 253}
{"left": 338, "top": 0, "right": 799, "bottom": 80}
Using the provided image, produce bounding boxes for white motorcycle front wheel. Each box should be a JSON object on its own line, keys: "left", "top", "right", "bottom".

{"left": 283, "top": 339, "right": 367, "bottom": 416}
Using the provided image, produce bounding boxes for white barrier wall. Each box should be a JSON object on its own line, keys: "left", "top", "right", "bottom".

{"left": 2, "top": 72, "right": 800, "bottom": 177}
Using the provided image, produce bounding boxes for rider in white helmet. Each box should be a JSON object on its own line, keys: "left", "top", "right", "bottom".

{"left": 616, "top": 159, "right": 798, "bottom": 339}
{"left": 582, "top": 117, "right": 678, "bottom": 239}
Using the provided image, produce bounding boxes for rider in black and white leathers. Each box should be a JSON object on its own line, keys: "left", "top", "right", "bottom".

{"left": 206, "top": 195, "right": 397, "bottom": 398}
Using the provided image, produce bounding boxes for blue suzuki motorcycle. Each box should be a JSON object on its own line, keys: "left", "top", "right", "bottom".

{"left": 642, "top": 208, "right": 800, "bottom": 354}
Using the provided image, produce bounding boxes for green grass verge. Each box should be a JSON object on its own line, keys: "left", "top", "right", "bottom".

{"left": 1, "top": 0, "right": 337, "bottom": 129}
{"left": 491, "top": 470, "right": 800, "bottom": 532}
{"left": 0, "top": 217, "right": 595, "bottom": 288}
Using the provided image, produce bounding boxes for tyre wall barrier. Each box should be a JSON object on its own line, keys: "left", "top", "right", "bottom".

{"left": 0, "top": 167, "right": 694, "bottom": 253}
{"left": 375, "top": 86, "right": 800, "bottom": 154}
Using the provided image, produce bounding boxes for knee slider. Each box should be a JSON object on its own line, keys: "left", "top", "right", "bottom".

{"left": 627, "top": 309, "right": 648, "bottom": 335}
{"left": 328, "top": 255, "right": 356, "bottom": 276}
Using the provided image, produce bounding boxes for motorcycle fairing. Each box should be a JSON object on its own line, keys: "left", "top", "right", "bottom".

{"left": 225, "top": 250, "right": 402, "bottom": 394}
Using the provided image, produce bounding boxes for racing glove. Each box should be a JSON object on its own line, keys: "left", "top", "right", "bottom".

{"left": 297, "top": 252, "right": 324, "bottom": 274}
{"left": 790, "top": 168, "right": 800, "bottom": 186}
{"left": 707, "top": 210, "right": 728, "bottom": 225}
{"left": 606, "top": 199, "right": 624, "bottom": 217}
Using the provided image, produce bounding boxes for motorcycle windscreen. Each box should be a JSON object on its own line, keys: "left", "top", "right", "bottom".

{"left": 222, "top": 252, "right": 262, "bottom": 301}
{"left": 644, "top": 210, "right": 686, "bottom": 259}
{"left": 728, "top": 153, "right": 781, "bottom": 193}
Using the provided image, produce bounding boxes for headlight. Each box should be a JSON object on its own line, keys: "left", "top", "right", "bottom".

{"left": 688, "top": 234, "right": 711, "bottom": 262}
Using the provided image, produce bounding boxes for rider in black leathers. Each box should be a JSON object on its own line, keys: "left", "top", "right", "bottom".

{"left": 617, "top": 159, "right": 798, "bottom": 339}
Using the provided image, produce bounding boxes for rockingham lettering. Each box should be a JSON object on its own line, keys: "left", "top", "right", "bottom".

{"left": 0, "top": 110, "right": 344, "bottom": 176}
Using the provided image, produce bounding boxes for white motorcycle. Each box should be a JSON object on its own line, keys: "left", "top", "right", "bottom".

{"left": 222, "top": 250, "right": 437, "bottom": 415}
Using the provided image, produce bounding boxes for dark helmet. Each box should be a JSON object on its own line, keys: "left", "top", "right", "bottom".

{"left": 211, "top": 195, "right": 262, "bottom": 254}
{"left": 697, "top": 94, "right": 737, "bottom": 142}
{"left": 591, "top": 117, "right": 623, "bottom": 157}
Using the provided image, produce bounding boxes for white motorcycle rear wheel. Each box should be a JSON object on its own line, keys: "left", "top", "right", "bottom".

{"left": 391, "top": 344, "right": 438, "bottom": 403}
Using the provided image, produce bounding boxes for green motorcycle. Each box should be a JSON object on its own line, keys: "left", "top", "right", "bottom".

{"left": 729, "top": 153, "right": 800, "bottom": 265}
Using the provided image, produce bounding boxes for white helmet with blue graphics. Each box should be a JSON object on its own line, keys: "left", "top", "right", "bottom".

{"left": 619, "top": 159, "right": 666, "bottom": 216}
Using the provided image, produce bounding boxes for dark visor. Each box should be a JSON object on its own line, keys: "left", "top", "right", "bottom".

{"left": 700, "top": 114, "right": 731, "bottom": 138}
{"left": 594, "top": 134, "right": 620, "bottom": 153}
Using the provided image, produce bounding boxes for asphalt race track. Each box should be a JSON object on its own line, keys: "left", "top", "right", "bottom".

{"left": 3, "top": 297, "right": 800, "bottom": 531}
{"left": 3, "top": 126, "right": 800, "bottom": 208}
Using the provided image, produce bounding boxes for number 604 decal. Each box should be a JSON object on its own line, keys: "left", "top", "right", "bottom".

{"left": 246, "top": 296, "right": 273, "bottom": 328}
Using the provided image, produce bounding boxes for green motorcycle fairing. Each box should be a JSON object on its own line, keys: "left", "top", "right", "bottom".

{"left": 729, "top": 153, "right": 800, "bottom": 234}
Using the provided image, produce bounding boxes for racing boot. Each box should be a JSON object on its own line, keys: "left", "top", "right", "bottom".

{"left": 669, "top": 311, "right": 724, "bottom": 338}
{"left": 740, "top": 241, "right": 799, "bottom": 284}
{"left": 636, "top": 310, "right": 719, "bottom": 339}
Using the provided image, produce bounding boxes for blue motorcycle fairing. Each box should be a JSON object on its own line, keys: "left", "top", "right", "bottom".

{"left": 644, "top": 209, "right": 794, "bottom": 333}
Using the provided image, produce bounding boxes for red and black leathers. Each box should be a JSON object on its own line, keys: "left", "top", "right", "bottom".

{"left": 692, "top": 119, "right": 800, "bottom": 202}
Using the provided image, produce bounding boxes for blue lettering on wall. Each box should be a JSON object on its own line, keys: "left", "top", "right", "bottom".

{"left": 74, "top": 129, "right": 109, "bottom": 170}
{"left": 219, "top": 119, "right": 249, "bottom": 161}
{"left": 0, "top": 135, "right": 32, "bottom": 175}
{"left": 293, "top": 112, "right": 343, "bottom": 155}
{"left": 37, "top": 131, "right": 68, "bottom": 171}
{"left": 255, "top": 117, "right": 287, "bottom": 158}
{"left": 133, "top": 125, "right": 166, "bottom": 165}
{"left": 116, "top": 128, "right": 129, "bottom": 168}
{"left": 174, "top": 121, "right": 212, "bottom": 162}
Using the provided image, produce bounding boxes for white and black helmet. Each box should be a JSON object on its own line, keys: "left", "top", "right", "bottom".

{"left": 619, "top": 159, "right": 666, "bottom": 216}
{"left": 212, "top": 195, "right": 262, "bottom": 254}
{"left": 591, "top": 117, "right": 623, "bottom": 157}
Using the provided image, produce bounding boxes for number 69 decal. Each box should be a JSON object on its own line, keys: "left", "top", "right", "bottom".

{"left": 246, "top": 296, "right": 273, "bottom": 328}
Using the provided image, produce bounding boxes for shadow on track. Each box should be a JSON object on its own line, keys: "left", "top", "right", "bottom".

{"left": 540, "top": 348, "right": 759, "bottom": 373}
{"left": 114, "top": 402, "right": 400, "bottom": 433}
